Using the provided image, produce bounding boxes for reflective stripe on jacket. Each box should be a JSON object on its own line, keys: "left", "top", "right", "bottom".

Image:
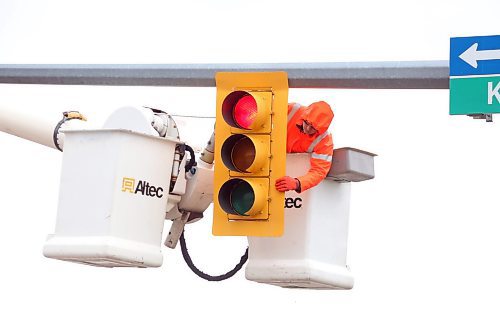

{"left": 287, "top": 101, "right": 334, "bottom": 192}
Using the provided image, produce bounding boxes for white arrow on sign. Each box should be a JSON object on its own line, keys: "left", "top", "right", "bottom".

{"left": 459, "top": 43, "right": 500, "bottom": 68}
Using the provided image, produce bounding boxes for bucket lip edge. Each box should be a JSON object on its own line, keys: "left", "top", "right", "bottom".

{"left": 61, "top": 128, "right": 183, "bottom": 144}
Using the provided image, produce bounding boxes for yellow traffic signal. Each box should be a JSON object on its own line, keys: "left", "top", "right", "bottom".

{"left": 213, "top": 72, "right": 288, "bottom": 236}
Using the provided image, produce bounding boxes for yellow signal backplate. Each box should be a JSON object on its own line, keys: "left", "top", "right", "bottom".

{"left": 213, "top": 72, "right": 288, "bottom": 237}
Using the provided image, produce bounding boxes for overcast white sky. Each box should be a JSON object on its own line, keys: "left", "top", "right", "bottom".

{"left": 1, "top": 1, "right": 500, "bottom": 332}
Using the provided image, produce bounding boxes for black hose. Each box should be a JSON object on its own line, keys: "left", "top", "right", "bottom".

{"left": 179, "top": 230, "right": 249, "bottom": 282}
{"left": 184, "top": 144, "right": 196, "bottom": 172}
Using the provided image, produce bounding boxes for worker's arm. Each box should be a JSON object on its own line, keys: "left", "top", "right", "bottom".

{"left": 296, "top": 133, "right": 333, "bottom": 192}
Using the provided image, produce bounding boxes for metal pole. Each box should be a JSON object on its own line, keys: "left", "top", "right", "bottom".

{"left": 0, "top": 61, "right": 449, "bottom": 89}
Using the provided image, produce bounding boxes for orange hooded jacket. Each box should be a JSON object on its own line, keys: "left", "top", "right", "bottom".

{"left": 287, "top": 101, "right": 334, "bottom": 192}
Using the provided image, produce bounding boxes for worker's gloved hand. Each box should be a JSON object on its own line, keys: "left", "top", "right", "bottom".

{"left": 275, "top": 176, "right": 298, "bottom": 192}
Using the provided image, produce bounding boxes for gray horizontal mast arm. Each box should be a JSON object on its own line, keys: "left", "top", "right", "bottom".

{"left": 0, "top": 61, "right": 449, "bottom": 89}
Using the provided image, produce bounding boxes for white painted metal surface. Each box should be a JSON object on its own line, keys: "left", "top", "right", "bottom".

{"left": 178, "top": 159, "right": 214, "bottom": 213}
{"left": 103, "top": 106, "right": 159, "bottom": 136}
{"left": 43, "top": 128, "right": 179, "bottom": 267}
{"left": 328, "top": 147, "right": 376, "bottom": 182}
{"left": 246, "top": 153, "right": 353, "bottom": 289}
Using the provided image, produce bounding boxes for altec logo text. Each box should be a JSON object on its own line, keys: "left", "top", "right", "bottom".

{"left": 121, "top": 177, "right": 164, "bottom": 198}
{"left": 284, "top": 197, "right": 302, "bottom": 209}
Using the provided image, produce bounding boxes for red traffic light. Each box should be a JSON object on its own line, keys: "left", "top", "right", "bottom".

{"left": 222, "top": 91, "right": 261, "bottom": 130}
{"left": 233, "top": 95, "right": 257, "bottom": 130}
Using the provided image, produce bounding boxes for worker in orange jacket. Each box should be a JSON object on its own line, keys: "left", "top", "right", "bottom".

{"left": 275, "top": 101, "right": 334, "bottom": 193}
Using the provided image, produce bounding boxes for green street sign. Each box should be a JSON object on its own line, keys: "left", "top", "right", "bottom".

{"left": 450, "top": 76, "right": 500, "bottom": 115}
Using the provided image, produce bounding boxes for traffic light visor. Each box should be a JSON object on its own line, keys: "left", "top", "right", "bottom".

{"left": 219, "top": 179, "right": 255, "bottom": 216}
{"left": 221, "top": 134, "right": 255, "bottom": 172}
{"left": 221, "top": 134, "right": 269, "bottom": 174}
{"left": 218, "top": 178, "right": 267, "bottom": 216}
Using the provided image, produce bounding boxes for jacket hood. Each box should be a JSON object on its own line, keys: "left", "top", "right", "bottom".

{"left": 300, "top": 101, "right": 334, "bottom": 134}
